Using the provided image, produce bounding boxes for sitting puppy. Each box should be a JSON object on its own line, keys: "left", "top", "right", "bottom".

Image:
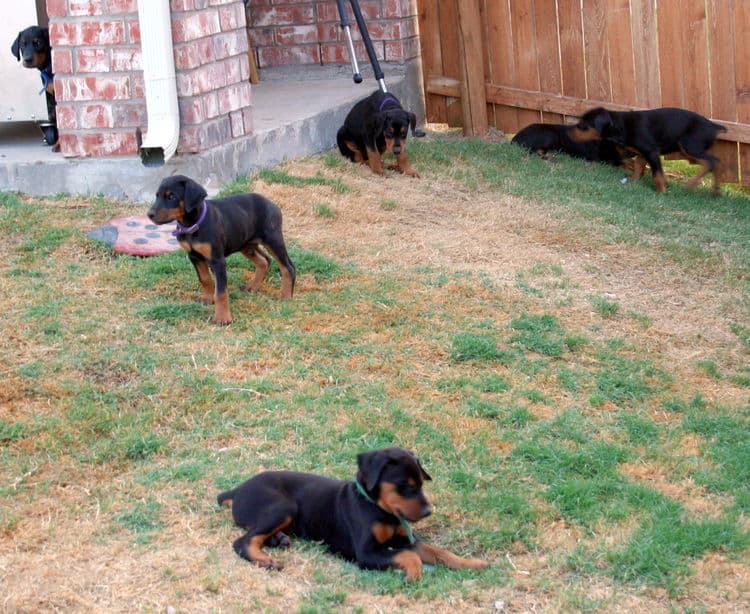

{"left": 217, "top": 447, "right": 488, "bottom": 582}
{"left": 337, "top": 90, "right": 420, "bottom": 177}
{"left": 512, "top": 122, "right": 628, "bottom": 166}
{"left": 570, "top": 106, "right": 726, "bottom": 193}
{"left": 147, "top": 175, "right": 295, "bottom": 325}
{"left": 11, "top": 25, "right": 58, "bottom": 151}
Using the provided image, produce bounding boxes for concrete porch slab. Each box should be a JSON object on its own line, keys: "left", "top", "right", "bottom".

{"left": 0, "top": 62, "right": 423, "bottom": 203}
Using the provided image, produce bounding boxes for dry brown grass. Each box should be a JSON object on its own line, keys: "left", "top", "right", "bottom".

{"left": 1, "top": 148, "right": 748, "bottom": 613}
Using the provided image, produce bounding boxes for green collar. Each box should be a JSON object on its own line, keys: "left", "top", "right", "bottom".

{"left": 355, "top": 480, "right": 415, "bottom": 544}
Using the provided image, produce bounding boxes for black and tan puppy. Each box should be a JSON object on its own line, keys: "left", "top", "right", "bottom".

{"left": 337, "top": 90, "right": 419, "bottom": 177}
{"left": 217, "top": 447, "right": 488, "bottom": 582}
{"left": 512, "top": 122, "right": 628, "bottom": 166}
{"left": 147, "top": 175, "right": 295, "bottom": 326}
{"left": 11, "top": 25, "right": 58, "bottom": 151}
{"left": 570, "top": 106, "right": 726, "bottom": 193}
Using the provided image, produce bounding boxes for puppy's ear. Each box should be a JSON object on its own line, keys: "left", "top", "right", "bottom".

{"left": 408, "top": 112, "right": 417, "bottom": 136}
{"left": 182, "top": 178, "right": 207, "bottom": 213}
{"left": 594, "top": 111, "right": 613, "bottom": 137}
{"left": 11, "top": 33, "right": 21, "bottom": 61}
{"left": 365, "top": 112, "right": 387, "bottom": 151}
{"left": 414, "top": 456, "right": 432, "bottom": 482}
{"left": 357, "top": 449, "right": 391, "bottom": 492}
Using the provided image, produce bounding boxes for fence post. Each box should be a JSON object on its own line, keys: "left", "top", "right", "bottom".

{"left": 456, "top": 0, "right": 488, "bottom": 136}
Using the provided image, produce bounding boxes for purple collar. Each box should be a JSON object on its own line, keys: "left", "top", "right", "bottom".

{"left": 378, "top": 94, "right": 399, "bottom": 112}
{"left": 172, "top": 200, "right": 208, "bottom": 236}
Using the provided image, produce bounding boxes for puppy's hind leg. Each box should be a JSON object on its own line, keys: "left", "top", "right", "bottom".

{"left": 414, "top": 541, "right": 489, "bottom": 571}
{"left": 240, "top": 246, "right": 270, "bottom": 293}
{"left": 263, "top": 238, "right": 296, "bottom": 300}
{"left": 233, "top": 516, "right": 293, "bottom": 570}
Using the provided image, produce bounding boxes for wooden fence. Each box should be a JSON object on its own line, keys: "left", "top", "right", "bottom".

{"left": 417, "top": 0, "right": 750, "bottom": 184}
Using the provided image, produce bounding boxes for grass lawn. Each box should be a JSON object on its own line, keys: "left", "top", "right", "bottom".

{"left": 1, "top": 134, "right": 748, "bottom": 613}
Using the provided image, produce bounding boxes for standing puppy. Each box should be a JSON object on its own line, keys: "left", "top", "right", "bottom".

{"left": 570, "top": 106, "right": 726, "bottom": 193}
{"left": 337, "top": 90, "right": 420, "bottom": 177}
{"left": 147, "top": 175, "right": 295, "bottom": 325}
{"left": 11, "top": 25, "right": 58, "bottom": 151}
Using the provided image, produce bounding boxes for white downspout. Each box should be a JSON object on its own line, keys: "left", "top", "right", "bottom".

{"left": 137, "top": 0, "right": 180, "bottom": 166}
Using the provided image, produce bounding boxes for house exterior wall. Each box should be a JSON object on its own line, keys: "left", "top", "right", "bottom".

{"left": 246, "top": 0, "right": 420, "bottom": 68}
{"left": 47, "top": 0, "right": 253, "bottom": 158}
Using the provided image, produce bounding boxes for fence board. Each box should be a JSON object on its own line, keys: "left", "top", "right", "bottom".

{"left": 533, "top": 1, "right": 563, "bottom": 123}
{"left": 485, "top": 0, "right": 519, "bottom": 131}
{"left": 558, "top": 0, "right": 586, "bottom": 102}
{"left": 630, "top": 0, "right": 660, "bottom": 107}
{"left": 582, "top": 0, "right": 611, "bottom": 102}
{"left": 510, "top": 0, "right": 542, "bottom": 128}
{"left": 418, "top": 0, "right": 447, "bottom": 124}
{"left": 657, "top": 2, "right": 685, "bottom": 107}
{"left": 606, "top": 0, "right": 637, "bottom": 107}
{"left": 707, "top": 0, "right": 739, "bottom": 182}
{"left": 734, "top": 1, "right": 750, "bottom": 184}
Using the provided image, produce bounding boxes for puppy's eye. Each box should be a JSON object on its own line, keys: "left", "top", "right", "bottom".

{"left": 33, "top": 39, "right": 45, "bottom": 50}
{"left": 398, "top": 484, "right": 418, "bottom": 497}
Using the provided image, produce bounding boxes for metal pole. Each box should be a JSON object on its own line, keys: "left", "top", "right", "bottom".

{"left": 335, "top": 0, "right": 362, "bottom": 83}
{"left": 347, "top": 0, "right": 387, "bottom": 92}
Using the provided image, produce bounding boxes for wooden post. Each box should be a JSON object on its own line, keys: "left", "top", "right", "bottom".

{"left": 456, "top": 0, "right": 488, "bottom": 137}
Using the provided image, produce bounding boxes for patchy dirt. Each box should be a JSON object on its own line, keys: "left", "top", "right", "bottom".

{"left": 1, "top": 143, "right": 748, "bottom": 614}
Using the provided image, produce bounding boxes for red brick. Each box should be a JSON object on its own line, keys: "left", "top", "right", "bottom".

{"left": 248, "top": 27, "right": 274, "bottom": 47}
{"left": 111, "top": 48, "right": 141, "bottom": 72}
{"left": 76, "top": 48, "right": 111, "bottom": 72}
{"left": 218, "top": 82, "right": 251, "bottom": 114}
{"left": 173, "top": 39, "right": 215, "bottom": 70}
{"left": 179, "top": 96, "right": 206, "bottom": 124}
{"left": 60, "top": 76, "right": 131, "bottom": 102}
{"left": 176, "top": 63, "right": 228, "bottom": 97}
{"left": 242, "top": 105, "right": 254, "bottom": 134}
{"left": 47, "top": 0, "right": 67, "bottom": 17}
{"left": 212, "top": 31, "right": 248, "bottom": 60}
{"left": 276, "top": 25, "right": 318, "bottom": 46}
{"left": 251, "top": 6, "right": 315, "bottom": 27}
{"left": 316, "top": 3, "right": 340, "bottom": 23}
{"left": 218, "top": 4, "right": 248, "bottom": 30}
{"left": 69, "top": 0, "right": 105, "bottom": 16}
{"left": 204, "top": 92, "right": 220, "bottom": 119}
{"left": 52, "top": 21, "right": 127, "bottom": 46}
{"left": 127, "top": 19, "right": 141, "bottom": 44}
{"left": 113, "top": 102, "right": 147, "bottom": 127}
{"left": 52, "top": 49, "right": 74, "bottom": 74}
{"left": 61, "top": 131, "right": 138, "bottom": 157}
{"left": 229, "top": 109, "right": 245, "bottom": 137}
{"left": 366, "top": 21, "right": 401, "bottom": 41}
{"left": 56, "top": 105, "right": 77, "bottom": 130}
{"left": 316, "top": 23, "right": 339, "bottom": 43}
{"left": 106, "top": 0, "right": 138, "bottom": 13}
{"left": 258, "top": 45, "right": 320, "bottom": 67}
{"left": 172, "top": 11, "right": 222, "bottom": 43}
{"left": 82, "top": 104, "right": 114, "bottom": 128}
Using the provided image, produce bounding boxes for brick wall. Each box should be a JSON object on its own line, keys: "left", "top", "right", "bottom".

{"left": 246, "top": 0, "right": 420, "bottom": 68}
{"left": 48, "top": 0, "right": 253, "bottom": 158}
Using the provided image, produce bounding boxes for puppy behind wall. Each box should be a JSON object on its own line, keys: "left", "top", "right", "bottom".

{"left": 11, "top": 25, "right": 59, "bottom": 151}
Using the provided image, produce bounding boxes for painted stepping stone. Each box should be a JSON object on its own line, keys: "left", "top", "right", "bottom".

{"left": 87, "top": 215, "right": 181, "bottom": 256}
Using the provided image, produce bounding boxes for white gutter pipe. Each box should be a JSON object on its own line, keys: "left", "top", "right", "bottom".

{"left": 137, "top": 0, "right": 180, "bottom": 166}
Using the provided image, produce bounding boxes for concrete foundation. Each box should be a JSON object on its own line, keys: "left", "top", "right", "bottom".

{"left": 0, "top": 62, "right": 424, "bottom": 203}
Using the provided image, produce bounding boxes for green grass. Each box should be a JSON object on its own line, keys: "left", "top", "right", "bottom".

{"left": 1, "top": 140, "right": 748, "bottom": 611}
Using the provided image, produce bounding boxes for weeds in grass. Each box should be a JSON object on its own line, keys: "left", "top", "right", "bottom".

{"left": 2, "top": 141, "right": 748, "bottom": 610}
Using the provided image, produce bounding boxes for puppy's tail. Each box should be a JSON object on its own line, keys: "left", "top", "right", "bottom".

{"left": 336, "top": 126, "right": 357, "bottom": 161}
{"left": 217, "top": 489, "right": 235, "bottom": 509}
